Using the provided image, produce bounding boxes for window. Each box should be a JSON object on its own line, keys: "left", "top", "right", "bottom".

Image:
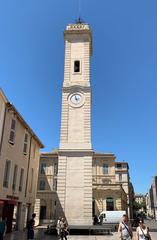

{"left": 3, "top": 160, "right": 11, "bottom": 188}
{"left": 54, "top": 163, "right": 58, "bottom": 175}
{"left": 23, "top": 133, "right": 28, "bottom": 154}
{"left": 39, "top": 180, "right": 46, "bottom": 190}
{"left": 116, "top": 164, "right": 122, "bottom": 169}
{"left": 9, "top": 119, "right": 16, "bottom": 144}
{"left": 12, "top": 165, "right": 18, "bottom": 191}
{"left": 40, "top": 163, "right": 47, "bottom": 174}
{"left": 74, "top": 60, "right": 80, "bottom": 73}
{"left": 19, "top": 168, "right": 24, "bottom": 192}
{"left": 103, "top": 164, "right": 108, "bottom": 174}
{"left": 53, "top": 179, "right": 57, "bottom": 191}
{"left": 119, "top": 173, "right": 122, "bottom": 181}
{"left": 106, "top": 197, "right": 114, "bottom": 211}
{"left": 122, "top": 164, "right": 127, "bottom": 169}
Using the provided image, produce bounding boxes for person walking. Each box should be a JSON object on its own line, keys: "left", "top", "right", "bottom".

{"left": 136, "top": 218, "right": 151, "bottom": 240}
{"left": 118, "top": 214, "right": 133, "bottom": 240}
{"left": 0, "top": 218, "right": 6, "bottom": 240}
{"left": 27, "top": 213, "right": 36, "bottom": 240}
{"left": 56, "top": 216, "right": 62, "bottom": 239}
{"left": 60, "top": 218, "right": 69, "bottom": 240}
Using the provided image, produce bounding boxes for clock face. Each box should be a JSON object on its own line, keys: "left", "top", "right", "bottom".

{"left": 70, "top": 94, "right": 82, "bottom": 105}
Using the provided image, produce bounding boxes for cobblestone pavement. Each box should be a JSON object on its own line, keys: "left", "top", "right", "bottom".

{"left": 4, "top": 230, "right": 157, "bottom": 240}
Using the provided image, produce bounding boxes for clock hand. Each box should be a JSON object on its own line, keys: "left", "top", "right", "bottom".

{"left": 75, "top": 95, "right": 79, "bottom": 101}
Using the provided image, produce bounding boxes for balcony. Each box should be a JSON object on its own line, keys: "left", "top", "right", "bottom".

{"left": 92, "top": 175, "right": 115, "bottom": 185}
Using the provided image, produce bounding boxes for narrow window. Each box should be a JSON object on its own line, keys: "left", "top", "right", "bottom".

{"left": 19, "top": 168, "right": 24, "bottom": 192}
{"left": 74, "top": 60, "right": 80, "bottom": 73}
{"left": 122, "top": 164, "right": 127, "bottom": 169}
{"left": 53, "top": 178, "right": 57, "bottom": 191}
{"left": 39, "top": 180, "right": 46, "bottom": 190}
{"left": 116, "top": 164, "right": 122, "bottom": 169}
{"left": 9, "top": 119, "right": 16, "bottom": 144}
{"left": 40, "top": 163, "right": 47, "bottom": 174}
{"left": 103, "top": 164, "right": 108, "bottom": 174}
{"left": 54, "top": 163, "right": 58, "bottom": 175}
{"left": 23, "top": 133, "right": 28, "bottom": 154}
{"left": 106, "top": 197, "right": 114, "bottom": 211}
{"left": 12, "top": 165, "right": 18, "bottom": 191}
{"left": 3, "top": 160, "right": 11, "bottom": 188}
{"left": 119, "top": 173, "right": 122, "bottom": 181}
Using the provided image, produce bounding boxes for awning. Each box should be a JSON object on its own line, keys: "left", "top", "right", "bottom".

{"left": 7, "top": 200, "right": 17, "bottom": 205}
{"left": 0, "top": 201, "right": 4, "bottom": 205}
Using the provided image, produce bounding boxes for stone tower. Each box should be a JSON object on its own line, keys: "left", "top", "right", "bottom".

{"left": 57, "top": 22, "right": 93, "bottom": 225}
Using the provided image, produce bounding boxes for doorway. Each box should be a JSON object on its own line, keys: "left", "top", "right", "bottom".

{"left": 106, "top": 197, "right": 114, "bottom": 211}
{"left": 40, "top": 206, "right": 46, "bottom": 220}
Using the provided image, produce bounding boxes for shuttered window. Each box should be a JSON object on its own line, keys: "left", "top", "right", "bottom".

{"left": 9, "top": 119, "right": 16, "bottom": 144}
{"left": 3, "top": 160, "right": 11, "bottom": 188}
{"left": 23, "top": 133, "right": 28, "bottom": 154}
{"left": 103, "top": 164, "right": 108, "bottom": 174}
{"left": 12, "top": 165, "right": 18, "bottom": 191}
{"left": 19, "top": 168, "right": 24, "bottom": 192}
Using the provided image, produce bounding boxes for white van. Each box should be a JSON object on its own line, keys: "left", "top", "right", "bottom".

{"left": 98, "top": 211, "right": 126, "bottom": 224}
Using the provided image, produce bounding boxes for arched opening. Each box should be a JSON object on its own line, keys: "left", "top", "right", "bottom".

{"left": 106, "top": 197, "right": 114, "bottom": 211}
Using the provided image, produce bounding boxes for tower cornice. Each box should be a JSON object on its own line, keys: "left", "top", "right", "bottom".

{"left": 62, "top": 85, "right": 91, "bottom": 93}
{"left": 64, "top": 23, "right": 92, "bottom": 56}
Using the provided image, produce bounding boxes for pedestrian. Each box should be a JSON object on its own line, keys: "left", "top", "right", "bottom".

{"left": 136, "top": 218, "right": 151, "bottom": 240}
{"left": 0, "top": 217, "right": 6, "bottom": 240}
{"left": 60, "top": 218, "right": 69, "bottom": 240}
{"left": 27, "top": 213, "right": 36, "bottom": 240}
{"left": 56, "top": 216, "right": 62, "bottom": 239}
{"left": 99, "top": 214, "right": 103, "bottom": 225}
{"left": 118, "top": 214, "right": 133, "bottom": 240}
{"left": 93, "top": 215, "right": 98, "bottom": 225}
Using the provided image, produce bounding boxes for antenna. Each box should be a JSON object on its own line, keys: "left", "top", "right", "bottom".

{"left": 78, "top": 0, "right": 81, "bottom": 20}
{"left": 76, "top": 0, "right": 84, "bottom": 24}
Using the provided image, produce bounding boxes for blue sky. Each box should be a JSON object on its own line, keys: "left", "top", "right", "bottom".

{"left": 0, "top": 0, "right": 157, "bottom": 194}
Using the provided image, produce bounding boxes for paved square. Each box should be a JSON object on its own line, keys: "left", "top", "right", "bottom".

{"left": 4, "top": 230, "right": 157, "bottom": 240}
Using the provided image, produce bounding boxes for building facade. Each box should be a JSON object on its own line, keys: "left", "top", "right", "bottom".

{"left": 36, "top": 21, "right": 134, "bottom": 225}
{"left": 36, "top": 151, "right": 133, "bottom": 224}
{"left": 0, "top": 89, "right": 43, "bottom": 231}
{"left": 146, "top": 176, "right": 157, "bottom": 220}
{"left": 145, "top": 192, "right": 152, "bottom": 218}
{"left": 36, "top": 152, "right": 58, "bottom": 225}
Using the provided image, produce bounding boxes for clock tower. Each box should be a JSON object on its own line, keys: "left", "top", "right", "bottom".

{"left": 57, "top": 22, "right": 93, "bottom": 225}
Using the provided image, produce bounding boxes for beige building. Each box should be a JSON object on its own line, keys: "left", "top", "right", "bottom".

{"left": 115, "top": 162, "right": 134, "bottom": 219}
{"left": 0, "top": 89, "right": 44, "bottom": 231}
{"left": 148, "top": 176, "right": 157, "bottom": 220}
{"left": 36, "top": 152, "right": 58, "bottom": 224}
{"left": 93, "top": 153, "right": 134, "bottom": 218}
{"left": 36, "top": 20, "right": 134, "bottom": 225}
{"left": 36, "top": 152, "right": 133, "bottom": 224}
